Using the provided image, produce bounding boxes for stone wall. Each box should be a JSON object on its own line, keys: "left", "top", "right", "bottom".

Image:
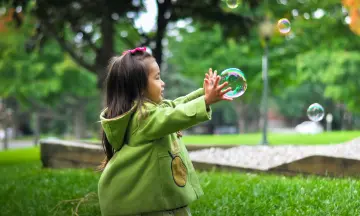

{"left": 39, "top": 139, "right": 235, "bottom": 169}
{"left": 40, "top": 139, "right": 360, "bottom": 178}
{"left": 270, "top": 155, "right": 360, "bottom": 178}
{"left": 40, "top": 139, "right": 103, "bottom": 169}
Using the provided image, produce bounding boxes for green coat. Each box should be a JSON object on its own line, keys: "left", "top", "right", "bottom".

{"left": 98, "top": 88, "right": 212, "bottom": 216}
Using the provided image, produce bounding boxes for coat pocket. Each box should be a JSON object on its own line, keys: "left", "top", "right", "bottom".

{"left": 158, "top": 152, "right": 188, "bottom": 197}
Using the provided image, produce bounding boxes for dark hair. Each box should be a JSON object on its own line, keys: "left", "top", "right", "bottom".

{"left": 98, "top": 50, "right": 154, "bottom": 171}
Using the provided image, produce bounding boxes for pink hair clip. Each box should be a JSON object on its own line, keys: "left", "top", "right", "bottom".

{"left": 122, "top": 47, "right": 147, "bottom": 55}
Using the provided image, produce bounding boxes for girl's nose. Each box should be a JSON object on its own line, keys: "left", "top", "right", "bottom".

{"left": 161, "top": 80, "right": 165, "bottom": 87}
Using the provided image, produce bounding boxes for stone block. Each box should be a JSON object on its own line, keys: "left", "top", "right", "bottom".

{"left": 270, "top": 155, "right": 360, "bottom": 178}
{"left": 40, "top": 139, "right": 103, "bottom": 169}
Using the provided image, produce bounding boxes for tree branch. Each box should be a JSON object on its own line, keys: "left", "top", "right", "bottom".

{"left": 119, "top": 36, "right": 136, "bottom": 48}
{"left": 76, "top": 29, "right": 100, "bottom": 53}
{"left": 42, "top": 21, "right": 97, "bottom": 73}
{"left": 172, "top": 3, "right": 254, "bottom": 25}
{"left": 20, "top": 96, "right": 67, "bottom": 121}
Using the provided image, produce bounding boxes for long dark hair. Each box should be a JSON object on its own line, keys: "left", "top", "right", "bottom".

{"left": 98, "top": 50, "right": 153, "bottom": 171}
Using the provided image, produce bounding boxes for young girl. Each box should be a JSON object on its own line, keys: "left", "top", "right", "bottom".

{"left": 98, "top": 47, "right": 232, "bottom": 216}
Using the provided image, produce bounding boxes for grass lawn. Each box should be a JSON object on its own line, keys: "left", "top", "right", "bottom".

{"left": 1, "top": 148, "right": 360, "bottom": 215}
{"left": 183, "top": 130, "right": 360, "bottom": 145}
{"left": 0, "top": 147, "right": 40, "bottom": 165}
{"left": 79, "top": 130, "right": 360, "bottom": 146}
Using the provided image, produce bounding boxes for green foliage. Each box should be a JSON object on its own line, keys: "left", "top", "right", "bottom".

{"left": 0, "top": 22, "right": 98, "bottom": 110}
{"left": 297, "top": 50, "right": 360, "bottom": 113}
{"left": 273, "top": 83, "right": 330, "bottom": 119}
{"left": 168, "top": 23, "right": 263, "bottom": 101}
{"left": 2, "top": 0, "right": 360, "bottom": 130}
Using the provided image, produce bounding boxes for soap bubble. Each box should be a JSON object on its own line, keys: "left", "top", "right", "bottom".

{"left": 307, "top": 103, "right": 325, "bottom": 122}
{"left": 277, "top": 18, "right": 291, "bottom": 34}
{"left": 219, "top": 68, "right": 247, "bottom": 98}
{"left": 226, "top": 0, "right": 239, "bottom": 9}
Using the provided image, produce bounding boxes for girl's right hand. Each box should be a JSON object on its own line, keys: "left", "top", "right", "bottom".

{"left": 203, "top": 69, "right": 233, "bottom": 106}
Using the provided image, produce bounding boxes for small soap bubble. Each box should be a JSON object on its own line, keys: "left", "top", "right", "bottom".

{"left": 219, "top": 68, "right": 247, "bottom": 98}
{"left": 307, "top": 103, "right": 325, "bottom": 122}
{"left": 277, "top": 18, "right": 291, "bottom": 34}
{"left": 226, "top": 0, "right": 239, "bottom": 9}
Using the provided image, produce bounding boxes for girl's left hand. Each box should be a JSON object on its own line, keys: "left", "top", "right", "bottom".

{"left": 205, "top": 68, "right": 217, "bottom": 86}
{"left": 203, "top": 69, "right": 233, "bottom": 105}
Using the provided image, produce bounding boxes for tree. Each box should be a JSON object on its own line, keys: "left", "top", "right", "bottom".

{"left": 167, "top": 22, "right": 264, "bottom": 133}
{"left": 167, "top": 0, "right": 360, "bottom": 133}
{"left": 0, "top": 18, "right": 98, "bottom": 139}
{"left": 297, "top": 50, "right": 360, "bottom": 114}
{"left": 4, "top": 0, "right": 260, "bottom": 93}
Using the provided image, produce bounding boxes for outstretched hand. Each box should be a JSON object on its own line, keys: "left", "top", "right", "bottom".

{"left": 203, "top": 68, "right": 233, "bottom": 106}
{"left": 206, "top": 68, "right": 217, "bottom": 86}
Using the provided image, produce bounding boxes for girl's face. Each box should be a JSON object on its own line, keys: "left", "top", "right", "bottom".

{"left": 144, "top": 59, "right": 165, "bottom": 104}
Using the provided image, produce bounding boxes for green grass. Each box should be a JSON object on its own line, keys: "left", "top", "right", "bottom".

{"left": 183, "top": 130, "right": 360, "bottom": 145}
{"left": 80, "top": 130, "right": 360, "bottom": 146}
{"left": 1, "top": 148, "right": 360, "bottom": 215}
{"left": 0, "top": 147, "right": 40, "bottom": 165}
{"left": 0, "top": 162, "right": 100, "bottom": 216}
{"left": 192, "top": 171, "right": 360, "bottom": 216}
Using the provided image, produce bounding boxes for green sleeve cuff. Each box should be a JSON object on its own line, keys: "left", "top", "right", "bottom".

{"left": 193, "top": 96, "right": 212, "bottom": 121}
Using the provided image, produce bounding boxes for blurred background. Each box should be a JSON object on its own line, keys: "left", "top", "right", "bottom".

{"left": 0, "top": 0, "right": 360, "bottom": 148}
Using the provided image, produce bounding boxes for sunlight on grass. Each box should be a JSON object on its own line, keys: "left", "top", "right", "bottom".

{"left": 0, "top": 147, "right": 40, "bottom": 165}
{"left": 183, "top": 131, "right": 360, "bottom": 145}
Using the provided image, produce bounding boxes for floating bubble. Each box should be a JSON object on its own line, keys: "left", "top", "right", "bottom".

{"left": 219, "top": 68, "right": 247, "bottom": 98}
{"left": 277, "top": 18, "right": 291, "bottom": 34}
{"left": 226, "top": 0, "right": 239, "bottom": 9}
{"left": 307, "top": 103, "right": 325, "bottom": 122}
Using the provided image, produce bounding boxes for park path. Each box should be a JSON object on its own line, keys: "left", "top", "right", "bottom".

{"left": 0, "top": 139, "right": 34, "bottom": 151}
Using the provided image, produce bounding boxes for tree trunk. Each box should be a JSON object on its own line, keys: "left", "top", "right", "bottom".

{"left": 248, "top": 111, "right": 260, "bottom": 133}
{"left": 33, "top": 112, "right": 40, "bottom": 146}
{"left": 344, "top": 111, "right": 353, "bottom": 130}
{"left": 96, "top": 6, "right": 114, "bottom": 90}
{"left": 235, "top": 101, "right": 247, "bottom": 134}
{"left": 3, "top": 121, "right": 8, "bottom": 150}
{"left": 74, "top": 103, "right": 86, "bottom": 139}
{"left": 12, "top": 110, "right": 18, "bottom": 138}
{"left": 154, "top": 0, "right": 172, "bottom": 67}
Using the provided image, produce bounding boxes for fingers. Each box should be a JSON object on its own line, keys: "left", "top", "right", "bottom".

{"left": 204, "top": 78, "right": 211, "bottom": 86}
{"left": 205, "top": 74, "right": 210, "bottom": 80}
{"left": 222, "top": 96, "right": 233, "bottom": 101}
{"left": 213, "top": 75, "right": 220, "bottom": 88}
{"left": 209, "top": 68, "right": 213, "bottom": 77}
{"left": 214, "top": 70, "right": 217, "bottom": 79}
{"left": 217, "top": 81, "right": 229, "bottom": 90}
{"left": 220, "top": 87, "right": 233, "bottom": 101}
{"left": 220, "top": 87, "right": 232, "bottom": 95}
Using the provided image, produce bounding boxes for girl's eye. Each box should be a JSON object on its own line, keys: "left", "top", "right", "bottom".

{"left": 156, "top": 76, "right": 161, "bottom": 80}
